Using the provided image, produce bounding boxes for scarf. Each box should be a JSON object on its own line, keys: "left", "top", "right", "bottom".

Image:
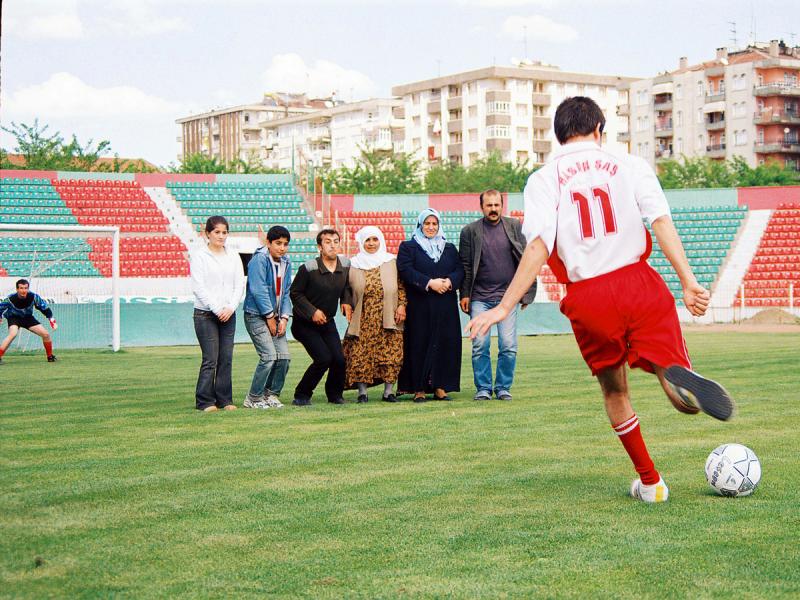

{"left": 412, "top": 208, "right": 446, "bottom": 262}
{"left": 350, "top": 226, "right": 395, "bottom": 270}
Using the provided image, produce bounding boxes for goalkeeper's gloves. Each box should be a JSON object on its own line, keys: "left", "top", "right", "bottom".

{"left": 49, "top": 318, "right": 58, "bottom": 330}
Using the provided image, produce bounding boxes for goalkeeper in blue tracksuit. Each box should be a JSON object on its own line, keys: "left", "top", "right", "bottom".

{"left": 0, "top": 279, "right": 58, "bottom": 363}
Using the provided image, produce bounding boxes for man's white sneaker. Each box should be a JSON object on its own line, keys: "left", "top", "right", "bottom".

{"left": 630, "top": 476, "right": 669, "bottom": 503}
{"left": 243, "top": 394, "right": 270, "bottom": 409}
{"left": 265, "top": 394, "right": 284, "bottom": 408}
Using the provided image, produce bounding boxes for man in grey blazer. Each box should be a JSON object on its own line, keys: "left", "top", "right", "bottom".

{"left": 459, "top": 189, "right": 537, "bottom": 400}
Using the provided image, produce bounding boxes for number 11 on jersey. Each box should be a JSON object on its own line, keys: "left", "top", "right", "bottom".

{"left": 571, "top": 185, "right": 618, "bottom": 239}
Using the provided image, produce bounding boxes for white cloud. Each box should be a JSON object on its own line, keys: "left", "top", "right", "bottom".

{"left": 261, "top": 54, "right": 378, "bottom": 100}
{"left": 1, "top": 72, "right": 184, "bottom": 119}
{"left": 4, "top": 0, "right": 85, "bottom": 40}
{"left": 502, "top": 15, "right": 579, "bottom": 43}
{"left": 95, "top": 0, "right": 189, "bottom": 37}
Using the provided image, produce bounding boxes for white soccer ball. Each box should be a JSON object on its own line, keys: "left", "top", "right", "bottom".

{"left": 705, "top": 443, "right": 761, "bottom": 497}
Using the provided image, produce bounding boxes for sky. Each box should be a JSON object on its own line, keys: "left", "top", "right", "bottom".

{"left": 1, "top": 0, "right": 797, "bottom": 168}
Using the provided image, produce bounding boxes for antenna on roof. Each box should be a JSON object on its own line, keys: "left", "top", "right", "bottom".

{"left": 728, "top": 21, "right": 737, "bottom": 48}
{"left": 749, "top": 2, "right": 756, "bottom": 45}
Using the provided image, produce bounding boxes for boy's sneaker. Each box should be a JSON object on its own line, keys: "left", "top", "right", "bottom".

{"left": 630, "top": 476, "right": 669, "bottom": 503}
{"left": 243, "top": 394, "right": 269, "bottom": 409}
{"left": 664, "top": 366, "right": 734, "bottom": 421}
{"left": 47, "top": 355, "right": 57, "bottom": 362}
{"left": 473, "top": 390, "right": 492, "bottom": 401}
{"left": 496, "top": 390, "right": 512, "bottom": 401}
{"left": 265, "top": 394, "right": 284, "bottom": 408}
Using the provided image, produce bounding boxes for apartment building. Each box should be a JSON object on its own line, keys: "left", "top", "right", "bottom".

{"left": 175, "top": 93, "right": 318, "bottom": 164}
{"left": 391, "top": 63, "right": 634, "bottom": 168}
{"left": 260, "top": 98, "right": 403, "bottom": 171}
{"left": 624, "top": 41, "right": 800, "bottom": 171}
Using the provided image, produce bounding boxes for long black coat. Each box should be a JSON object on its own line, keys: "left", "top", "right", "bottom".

{"left": 397, "top": 240, "right": 465, "bottom": 393}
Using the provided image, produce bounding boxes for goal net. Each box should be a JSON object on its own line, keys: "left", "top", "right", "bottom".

{"left": 0, "top": 224, "right": 120, "bottom": 352}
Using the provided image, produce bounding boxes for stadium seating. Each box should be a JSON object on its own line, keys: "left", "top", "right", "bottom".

{"left": 1, "top": 177, "right": 79, "bottom": 225}
{"left": 649, "top": 205, "right": 747, "bottom": 299}
{"left": 87, "top": 236, "right": 189, "bottom": 278}
{"left": 53, "top": 178, "right": 169, "bottom": 233}
{"left": 335, "top": 211, "right": 404, "bottom": 254}
{"left": 736, "top": 203, "right": 800, "bottom": 307}
{"left": 0, "top": 237, "right": 102, "bottom": 277}
{"left": 167, "top": 180, "right": 313, "bottom": 234}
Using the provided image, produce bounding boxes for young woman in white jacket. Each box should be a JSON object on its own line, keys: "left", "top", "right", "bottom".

{"left": 190, "top": 216, "right": 245, "bottom": 411}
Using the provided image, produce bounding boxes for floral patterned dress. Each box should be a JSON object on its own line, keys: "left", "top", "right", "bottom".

{"left": 343, "top": 267, "right": 406, "bottom": 387}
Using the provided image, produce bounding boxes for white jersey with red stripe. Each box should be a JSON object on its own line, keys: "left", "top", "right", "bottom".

{"left": 522, "top": 141, "right": 671, "bottom": 283}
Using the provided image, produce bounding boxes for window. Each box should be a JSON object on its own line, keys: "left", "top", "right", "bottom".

{"left": 697, "top": 81, "right": 704, "bottom": 97}
{"left": 534, "top": 129, "right": 546, "bottom": 139}
{"left": 677, "top": 111, "right": 683, "bottom": 127}
{"left": 697, "top": 108, "right": 703, "bottom": 124}
{"left": 675, "top": 84, "right": 683, "bottom": 99}
{"left": 719, "top": 80, "right": 726, "bottom": 94}
{"left": 757, "top": 128, "right": 764, "bottom": 143}
{"left": 486, "top": 125, "right": 510, "bottom": 138}
{"left": 697, "top": 134, "right": 704, "bottom": 150}
{"left": 557, "top": 83, "right": 565, "bottom": 94}
{"left": 516, "top": 103, "right": 528, "bottom": 116}
{"left": 413, "top": 116, "right": 421, "bottom": 127}
{"left": 785, "top": 73, "right": 798, "bottom": 86}
{"left": 412, "top": 93, "right": 420, "bottom": 105}
{"left": 644, "top": 141, "right": 649, "bottom": 156}
{"left": 637, "top": 143, "right": 643, "bottom": 156}
{"left": 735, "top": 130, "right": 748, "bottom": 146}
{"left": 577, "top": 84, "right": 585, "bottom": 95}
{"left": 734, "top": 102, "right": 746, "bottom": 118}
{"left": 516, "top": 127, "right": 529, "bottom": 140}
{"left": 636, "top": 90, "right": 649, "bottom": 105}
{"left": 469, "top": 129, "right": 478, "bottom": 142}
{"left": 486, "top": 101, "right": 510, "bottom": 114}
{"left": 599, "top": 86, "right": 607, "bottom": 97}
{"left": 412, "top": 137, "right": 421, "bottom": 147}
{"left": 676, "top": 138, "right": 683, "bottom": 153}
{"left": 468, "top": 105, "right": 478, "bottom": 118}
{"left": 733, "top": 74, "right": 747, "bottom": 90}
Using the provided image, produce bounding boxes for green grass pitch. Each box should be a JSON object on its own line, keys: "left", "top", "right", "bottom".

{"left": 1, "top": 331, "right": 799, "bottom": 598}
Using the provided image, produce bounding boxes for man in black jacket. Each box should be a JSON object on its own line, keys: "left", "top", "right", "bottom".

{"left": 459, "top": 190, "right": 536, "bottom": 401}
{"left": 289, "top": 229, "right": 353, "bottom": 406}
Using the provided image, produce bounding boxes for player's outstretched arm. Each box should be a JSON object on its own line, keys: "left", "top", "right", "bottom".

{"left": 465, "top": 237, "right": 549, "bottom": 338}
{"left": 651, "top": 216, "right": 709, "bottom": 317}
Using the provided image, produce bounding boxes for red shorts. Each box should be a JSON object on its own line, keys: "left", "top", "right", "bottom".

{"left": 559, "top": 261, "right": 691, "bottom": 376}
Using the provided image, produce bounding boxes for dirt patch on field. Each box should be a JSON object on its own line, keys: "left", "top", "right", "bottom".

{"left": 683, "top": 309, "right": 800, "bottom": 333}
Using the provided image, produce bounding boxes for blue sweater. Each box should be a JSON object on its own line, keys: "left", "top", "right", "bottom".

{"left": 243, "top": 249, "right": 293, "bottom": 319}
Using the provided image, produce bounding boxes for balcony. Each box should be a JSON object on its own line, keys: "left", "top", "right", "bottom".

{"left": 447, "top": 118, "right": 463, "bottom": 132}
{"left": 754, "top": 110, "right": 800, "bottom": 125}
{"left": 654, "top": 100, "right": 673, "bottom": 111}
{"left": 427, "top": 100, "right": 441, "bottom": 114}
{"left": 308, "top": 131, "right": 331, "bottom": 144}
{"left": 617, "top": 131, "right": 631, "bottom": 142}
{"left": 753, "top": 83, "right": 800, "bottom": 97}
{"left": 448, "top": 143, "right": 463, "bottom": 156}
{"left": 486, "top": 90, "right": 511, "bottom": 102}
{"left": 532, "top": 116, "right": 550, "bottom": 130}
{"left": 486, "top": 138, "right": 511, "bottom": 151}
{"left": 532, "top": 139, "right": 551, "bottom": 153}
{"left": 447, "top": 96, "right": 463, "bottom": 110}
{"left": 616, "top": 103, "right": 630, "bottom": 116}
{"left": 532, "top": 93, "right": 551, "bottom": 106}
{"left": 486, "top": 114, "right": 511, "bottom": 126}
{"left": 653, "top": 93, "right": 673, "bottom": 111}
{"left": 705, "top": 65, "right": 725, "bottom": 77}
{"left": 706, "top": 118, "right": 726, "bottom": 131}
{"left": 706, "top": 143, "right": 727, "bottom": 158}
{"left": 754, "top": 139, "right": 800, "bottom": 154}
{"left": 392, "top": 106, "right": 405, "bottom": 119}
{"left": 705, "top": 92, "right": 726, "bottom": 103}
{"left": 654, "top": 122, "right": 674, "bottom": 138}
{"left": 427, "top": 123, "right": 441, "bottom": 137}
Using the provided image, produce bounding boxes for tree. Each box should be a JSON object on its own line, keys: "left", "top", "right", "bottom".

{"left": 658, "top": 154, "right": 799, "bottom": 189}
{"left": 0, "top": 119, "right": 157, "bottom": 172}
{"left": 320, "top": 145, "right": 423, "bottom": 194}
{"left": 425, "top": 152, "right": 532, "bottom": 193}
{"left": 169, "top": 150, "right": 288, "bottom": 174}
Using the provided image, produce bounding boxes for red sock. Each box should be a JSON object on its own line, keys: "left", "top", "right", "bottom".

{"left": 43, "top": 340, "right": 53, "bottom": 358}
{"left": 0, "top": 347, "right": 5, "bottom": 358}
{"left": 613, "top": 414, "right": 660, "bottom": 485}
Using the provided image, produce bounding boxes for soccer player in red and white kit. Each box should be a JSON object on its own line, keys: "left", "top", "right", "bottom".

{"left": 467, "top": 97, "right": 734, "bottom": 503}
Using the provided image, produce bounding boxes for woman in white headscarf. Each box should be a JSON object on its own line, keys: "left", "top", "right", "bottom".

{"left": 343, "top": 226, "right": 407, "bottom": 403}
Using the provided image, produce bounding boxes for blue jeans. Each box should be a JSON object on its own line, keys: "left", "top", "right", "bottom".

{"left": 470, "top": 300, "right": 518, "bottom": 394}
{"left": 193, "top": 309, "right": 236, "bottom": 410}
{"left": 244, "top": 312, "right": 290, "bottom": 397}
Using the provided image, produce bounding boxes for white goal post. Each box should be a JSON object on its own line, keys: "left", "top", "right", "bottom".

{"left": 0, "top": 223, "right": 121, "bottom": 351}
